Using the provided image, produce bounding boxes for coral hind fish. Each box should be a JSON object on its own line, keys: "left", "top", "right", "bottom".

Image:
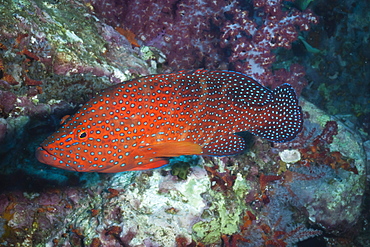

{"left": 36, "top": 70, "right": 303, "bottom": 173}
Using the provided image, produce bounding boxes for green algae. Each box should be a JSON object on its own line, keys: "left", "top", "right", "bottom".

{"left": 192, "top": 172, "right": 251, "bottom": 244}
{"left": 1, "top": 0, "right": 107, "bottom": 58}
{"left": 171, "top": 162, "right": 191, "bottom": 180}
{"left": 169, "top": 155, "right": 200, "bottom": 180}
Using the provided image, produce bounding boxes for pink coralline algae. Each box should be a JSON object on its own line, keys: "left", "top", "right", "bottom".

{"left": 0, "top": 90, "right": 17, "bottom": 116}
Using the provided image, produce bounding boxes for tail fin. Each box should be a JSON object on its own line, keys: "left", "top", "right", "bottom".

{"left": 248, "top": 84, "right": 303, "bottom": 142}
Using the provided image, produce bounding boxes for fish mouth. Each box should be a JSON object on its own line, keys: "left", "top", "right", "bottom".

{"left": 36, "top": 146, "right": 77, "bottom": 172}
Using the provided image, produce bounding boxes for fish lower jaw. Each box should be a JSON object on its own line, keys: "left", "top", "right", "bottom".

{"left": 35, "top": 147, "right": 77, "bottom": 172}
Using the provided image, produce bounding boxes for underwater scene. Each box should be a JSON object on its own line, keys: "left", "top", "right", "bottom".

{"left": 0, "top": 0, "right": 369, "bottom": 246}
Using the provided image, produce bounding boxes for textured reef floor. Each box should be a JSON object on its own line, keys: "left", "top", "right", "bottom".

{"left": 0, "top": 0, "right": 369, "bottom": 246}
{"left": 0, "top": 99, "right": 366, "bottom": 246}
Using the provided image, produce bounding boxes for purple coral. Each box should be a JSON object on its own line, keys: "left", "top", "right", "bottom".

{"left": 90, "top": 0, "right": 233, "bottom": 70}
{"left": 89, "top": 0, "right": 318, "bottom": 94}
{"left": 221, "top": 0, "right": 318, "bottom": 92}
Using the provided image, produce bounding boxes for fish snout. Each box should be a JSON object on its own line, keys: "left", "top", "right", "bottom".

{"left": 36, "top": 146, "right": 74, "bottom": 171}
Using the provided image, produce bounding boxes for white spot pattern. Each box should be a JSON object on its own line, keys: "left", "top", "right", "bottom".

{"left": 38, "top": 70, "right": 303, "bottom": 172}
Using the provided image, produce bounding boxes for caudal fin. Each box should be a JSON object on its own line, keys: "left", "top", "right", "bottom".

{"left": 248, "top": 83, "right": 303, "bottom": 142}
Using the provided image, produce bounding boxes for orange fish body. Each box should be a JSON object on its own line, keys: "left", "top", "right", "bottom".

{"left": 36, "top": 70, "right": 302, "bottom": 173}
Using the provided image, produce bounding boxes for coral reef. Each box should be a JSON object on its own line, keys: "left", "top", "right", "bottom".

{"left": 1, "top": 96, "right": 365, "bottom": 246}
{"left": 220, "top": 0, "right": 318, "bottom": 93}
{"left": 0, "top": 167, "right": 210, "bottom": 246}
{"left": 88, "top": 0, "right": 318, "bottom": 93}
{"left": 215, "top": 100, "right": 366, "bottom": 246}
{"left": 0, "top": 0, "right": 320, "bottom": 158}
{"left": 0, "top": 0, "right": 368, "bottom": 246}
{"left": 88, "top": 0, "right": 232, "bottom": 70}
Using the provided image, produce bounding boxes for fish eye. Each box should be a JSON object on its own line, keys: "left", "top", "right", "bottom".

{"left": 78, "top": 131, "right": 87, "bottom": 139}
